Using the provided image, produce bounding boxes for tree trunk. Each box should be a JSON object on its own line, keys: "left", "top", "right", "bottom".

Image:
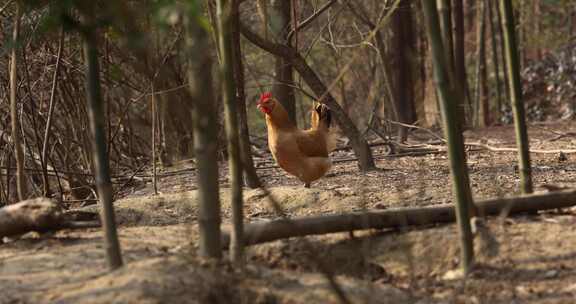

{"left": 452, "top": 0, "right": 469, "bottom": 126}
{"left": 217, "top": 0, "right": 245, "bottom": 265}
{"left": 487, "top": 0, "right": 503, "bottom": 123}
{"left": 437, "top": 0, "right": 454, "bottom": 70}
{"left": 232, "top": 0, "right": 261, "bottom": 189}
{"left": 494, "top": 0, "right": 511, "bottom": 104}
{"left": 531, "top": 0, "right": 542, "bottom": 61}
{"left": 270, "top": 0, "right": 296, "bottom": 123}
{"left": 392, "top": 1, "right": 416, "bottom": 142}
{"left": 421, "top": 0, "right": 475, "bottom": 275}
{"left": 422, "top": 35, "right": 441, "bottom": 127}
{"left": 82, "top": 18, "right": 123, "bottom": 270}
{"left": 474, "top": 0, "right": 489, "bottom": 127}
{"left": 185, "top": 10, "right": 222, "bottom": 259}
{"left": 240, "top": 24, "right": 376, "bottom": 171}
{"left": 499, "top": 0, "right": 533, "bottom": 194}
{"left": 465, "top": 0, "right": 476, "bottom": 30}
{"left": 517, "top": 0, "right": 526, "bottom": 67}
{"left": 10, "top": 3, "right": 27, "bottom": 202}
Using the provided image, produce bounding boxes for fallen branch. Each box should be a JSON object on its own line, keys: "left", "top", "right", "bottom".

{"left": 221, "top": 189, "right": 576, "bottom": 248}
{"left": 386, "top": 119, "right": 447, "bottom": 143}
{"left": 0, "top": 198, "right": 100, "bottom": 239}
{"left": 252, "top": 149, "right": 445, "bottom": 171}
{"left": 465, "top": 142, "right": 576, "bottom": 154}
{"left": 530, "top": 125, "right": 576, "bottom": 142}
{"left": 332, "top": 150, "right": 445, "bottom": 164}
{"left": 332, "top": 141, "right": 392, "bottom": 152}
{"left": 549, "top": 132, "right": 576, "bottom": 142}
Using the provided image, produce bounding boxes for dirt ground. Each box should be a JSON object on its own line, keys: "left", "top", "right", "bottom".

{"left": 1, "top": 122, "right": 576, "bottom": 304}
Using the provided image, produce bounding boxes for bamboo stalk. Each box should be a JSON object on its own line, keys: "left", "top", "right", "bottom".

{"left": 82, "top": 18, "right": 123, "bottom": 270}
{"left": 151, "top": 82, "right": 158, "bottom": 195}
{"left": 421, "top": 0, "right": 475, "bottom": 275}
{"left": 499, "top": 0, "right": 533, "bottom": 194}
{"left": 217, "top": 0, "right": 245, "bottom": 265}
{"left": 41, "top": 28, "right": 65, "bottom": 197}
{"left": 185, "top": 5, "right": 222, "bottom": 259}
{"left": 10, "top": 3, "right": 27, "bottom": 202}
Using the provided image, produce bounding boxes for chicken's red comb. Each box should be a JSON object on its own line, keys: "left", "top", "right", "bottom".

{"left": 259, "top": 92, "right": 272, "bottom": 104}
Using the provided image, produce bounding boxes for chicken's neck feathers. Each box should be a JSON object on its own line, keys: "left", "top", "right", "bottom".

{"left": 266, "top": 101, "right": 296, "bottom": 131}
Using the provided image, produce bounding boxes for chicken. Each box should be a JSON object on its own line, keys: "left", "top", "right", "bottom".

{"left": 257, "top": 92, "right": 336, "bottom": 188}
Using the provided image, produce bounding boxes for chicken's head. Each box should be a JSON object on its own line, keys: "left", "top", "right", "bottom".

{"left": 257, "top": 92, "right": 275, "bottom": 114}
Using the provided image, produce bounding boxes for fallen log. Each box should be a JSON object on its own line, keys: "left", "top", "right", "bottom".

{"left": 222, "top": 189, "right": 576, "bottom": 248}
{"left": 0, "top": 198, "right": 100, "bottom": 239}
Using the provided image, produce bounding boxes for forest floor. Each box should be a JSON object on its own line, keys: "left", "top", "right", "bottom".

{"left": 2, "top": 121, "right": 576, "bottom": 304}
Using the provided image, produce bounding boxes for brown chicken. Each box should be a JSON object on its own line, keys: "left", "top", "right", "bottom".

{"left": 257, "top": 92, "right": 336, "bottom": 187}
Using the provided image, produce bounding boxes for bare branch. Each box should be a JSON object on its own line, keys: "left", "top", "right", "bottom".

{"left": 287, "top": 0, "right": 338, "bottom": 42}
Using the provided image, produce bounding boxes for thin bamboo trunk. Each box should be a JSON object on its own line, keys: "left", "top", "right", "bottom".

{"left": 83, "top": 21, "right": 123, "bottom": 270}
{"left": 10, "top": 3, "right": 27, "bottom": 202}
{"left": 499, "top": 0, "right": 533, "bottom": 194}
{"left": 151, "top": 82, "right": 158, "bottom": 195}
{"left": 217, "top": 0, "right": 245, "bottom": 265}
{"left": 41, "top": 28, "right": 65, "bottom": 198}
{"left": 421, "top": 0, "right": 475, "bottom": 275}
{"left": 185, "top": 9, "right": 222, "bottom": 259}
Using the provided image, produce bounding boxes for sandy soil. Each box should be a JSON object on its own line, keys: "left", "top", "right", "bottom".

{"left": 1, "top": 122, "right": 576, "bottom": 303}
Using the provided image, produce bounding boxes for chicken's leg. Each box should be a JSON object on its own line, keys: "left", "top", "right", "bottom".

{"left": 304, "top": 182, "right": 311, "bottom": 188}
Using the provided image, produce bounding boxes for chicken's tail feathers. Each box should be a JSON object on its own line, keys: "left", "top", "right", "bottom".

{"left": 312, "top": 103, "right": 332, "bottom": 130}
{"left": 309, "top": 101, "right": 337, "bottom": 152}
{"left": 310, "top": 102, "right": 319, "bottom": 129}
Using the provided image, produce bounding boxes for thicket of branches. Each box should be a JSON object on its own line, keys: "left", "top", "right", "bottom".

{"left": 0, "top": 0, "right": 572, "bottom": 205}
